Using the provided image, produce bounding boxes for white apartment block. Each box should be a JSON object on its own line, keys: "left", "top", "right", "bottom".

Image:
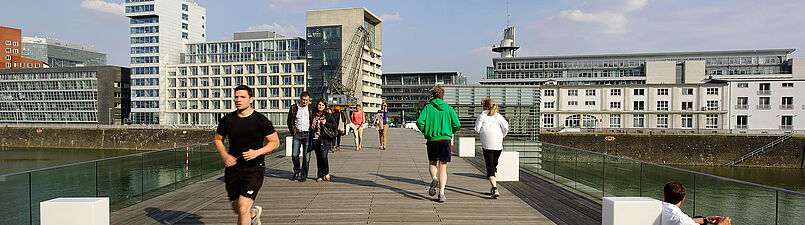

{"left": 125, "top": 0, "right": 206, "bottom": 124}
{"left": 163, "top": 32, "right": 306, "bottom": 126}
{"left": 727, "top": 79, "right": 805, "bottom": 134}
{"left": 540, "top": 83, "right": 728, "bottom": 132}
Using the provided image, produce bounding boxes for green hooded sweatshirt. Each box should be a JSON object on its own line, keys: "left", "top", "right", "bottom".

{"left": 416, "top": 98, "right": 460, "bottom": 141}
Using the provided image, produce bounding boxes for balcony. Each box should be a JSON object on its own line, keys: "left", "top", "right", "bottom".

{"left": 736, "top": 124, "right": 748, "bottom": 129}
{"left": 756, "top": 104, "right": 771, "bottom": 110}
{"left": 757, "top": 90, "right": 771, "bottom": 95}
{"left": 780, "top": 104, "right": 794, "bottom": 110}
{"left": 735, "top": 105, "right": 748, "bottom": 110}
{"left": 780, "top": 125, "right": 793, "bottom": 130}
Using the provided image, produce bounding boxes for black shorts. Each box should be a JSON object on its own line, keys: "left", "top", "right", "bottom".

{"left": 224, "top": 166, "right": 265, "bottom": 201}
{"left": 426, "top": 139, "right": 452, "bottom": 162}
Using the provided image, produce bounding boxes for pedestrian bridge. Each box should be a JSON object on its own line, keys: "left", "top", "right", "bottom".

{"left": 110, "top": 128, "right": 590, "bottom": 224}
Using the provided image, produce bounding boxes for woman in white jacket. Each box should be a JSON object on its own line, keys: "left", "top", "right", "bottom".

{"left": 474, "top": 98, "right": 509, "bottom": 199}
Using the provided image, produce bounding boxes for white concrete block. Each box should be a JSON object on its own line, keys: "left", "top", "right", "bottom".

{"left": 496, "top": 151, "right": 519, "bottom": 181}
{"left": 602, "top": 197, "right": 662, "bottom": 225}
{"left": 458, "top": 137, "right": 475, "bottom": 157}
{"left": 284, "top": 136, "right": 304, "bottom": 157}
{"left": 40, "top": 197, "right": 109, "bottom": 225}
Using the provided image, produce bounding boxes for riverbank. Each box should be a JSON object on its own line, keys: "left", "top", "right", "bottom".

{"left": 0, "top": 127, "right": 215, "bottom": 150}
{"left": 540, "top": 133, "right": 805, "bottom": 168}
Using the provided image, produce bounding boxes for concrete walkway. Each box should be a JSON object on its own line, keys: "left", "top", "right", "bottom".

{"left": 111, "top": 128, "right": 555, "bottom": 224}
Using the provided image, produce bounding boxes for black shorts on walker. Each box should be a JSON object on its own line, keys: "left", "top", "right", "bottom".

{"left": 426, "top": 139, "right": 452, "bottom": 162}
{"left": 224, "top": 166, "right": 265, "bottom": 201}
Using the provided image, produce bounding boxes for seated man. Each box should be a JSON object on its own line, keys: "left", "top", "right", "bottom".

{"left": 662, "top": 182, "right": 731, "bottom": 225}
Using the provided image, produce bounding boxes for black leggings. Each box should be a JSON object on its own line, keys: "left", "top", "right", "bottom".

{"left": 483, "top": 149, "right": 502, "bottom": 177}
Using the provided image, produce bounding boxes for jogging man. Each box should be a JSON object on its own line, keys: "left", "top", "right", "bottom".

{"left": 416, "top": 87, "right": 460, "bottom": 202}
{"left": 214, "top": 85, "right": 280, "bottom": 225}
{"left": 286, "top": 91, "right": 313, "bottom": 182}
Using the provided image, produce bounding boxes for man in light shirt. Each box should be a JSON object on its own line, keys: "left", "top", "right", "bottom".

{"left": 662, "top": 182, "right": 731, "bottom": 225}
{"left": 286, "top": 92, "right": 313, "bottom": 182}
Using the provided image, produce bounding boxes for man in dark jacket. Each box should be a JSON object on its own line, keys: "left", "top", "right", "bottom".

{"left": 286, "top": 91, "right": 313, "bottom": 182}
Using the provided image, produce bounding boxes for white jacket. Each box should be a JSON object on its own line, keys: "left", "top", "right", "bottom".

{"left": 474, "top": 110, "right": 509, "bottom": 150}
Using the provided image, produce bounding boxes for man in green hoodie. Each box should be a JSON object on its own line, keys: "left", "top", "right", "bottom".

{"left": 416, "top": 87, "right": 460, "bottom": 202}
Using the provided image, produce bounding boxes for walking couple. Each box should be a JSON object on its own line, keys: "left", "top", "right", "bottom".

{"left": 287, "top": 92, "right": 338, "bottom": 183}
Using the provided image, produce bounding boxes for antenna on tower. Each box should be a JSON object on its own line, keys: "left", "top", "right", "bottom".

{"left": 506, "top": 0, "right": 510, "bottom": 28}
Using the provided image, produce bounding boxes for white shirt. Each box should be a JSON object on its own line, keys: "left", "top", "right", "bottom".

{"left": 474, "top": 110, "right": 509, "bottom": 150}
{"left": 662, "top": 202, "right": 698, "bottom": 225}
{"left": 296, "top": 105, "right": 310, "bottom": 132}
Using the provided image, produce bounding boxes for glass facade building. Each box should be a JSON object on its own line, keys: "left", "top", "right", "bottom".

{"left": 382, "top": 72, "right": 466, "bottom": 123}
{"left": 21, "top": 37, "right": 107, "bottom": 67}
{"left": 0, "top": 66, "right": 130, "bottom": 124}
{"left": 305, "top": 26, "right": 342, "bottom": 100}
{"left": 163, "top": 33, "right": 306, "bottom": 125}
{"left": 483, "top": 49, "right": 795, "bottom": 86}
{"left": 438, "top": 85, "right": 540, "bottom": 139}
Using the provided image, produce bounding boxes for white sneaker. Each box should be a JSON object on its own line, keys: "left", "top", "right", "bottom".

{"left": 428, "top": 179, "right": 439, "bottom": 196}
{"left": 251, "top": 205, "right": 262, "bottom": 225}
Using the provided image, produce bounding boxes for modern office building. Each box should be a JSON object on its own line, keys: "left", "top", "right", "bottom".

{"left": 306, "top": 7, "right": 383, "bottom": 112}
{"left": 727, "top": 79, "right": 805, "bottom": 134}
{"left": 382, "top": 72, "right": 466, "bottom": 123}
{"left": 125, "top": 0, "right": 206, "bottom": 124}
{"left": 438, "top": 84, "right": 540, "bottom": 138}
{"left": 21, "top": 37, "right": 106, "bottom": 67}
{"left": 163, "top": 31, "right": 306, "bottom": 125}
{"left": 539, "top": 82, "right": 729, "bottom": 133}
{"left": 0, "top": 66, "right": 130, "bottom": 124}
{"left": 482, "top": 49, "right": 796, "bottom": 86}
{"left": 0, "top": 26, "right": 47, "bottom": 70}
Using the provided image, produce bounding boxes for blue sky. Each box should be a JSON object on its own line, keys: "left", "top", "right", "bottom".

{"left": 2, "top": 0, "right": 803, "bottom": 83}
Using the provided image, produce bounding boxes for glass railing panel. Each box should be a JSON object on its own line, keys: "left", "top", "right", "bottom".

{"left": 575, "top": 149, "right": 605, "bottom": 199}
{"left": 0, "top": 173, "right": 31, "bottom": 225}
{"left": 174, "top": 147, "right": 200, "bottom": 189}
{"left": 97, "top": 155, "right": 144, "bottom": 211}
{"left": 538, "top": 143, "right": 558, "bottom": 179}
{"left": 201, "top": 144, "right": 222, "bottom": 178}
{"left": 553, "top": 145, "right": 577, "bottom": 190}
{"left": 603, "top": 156, "right": 641, "bottom": 197}
{"left": 694, "top": 174, "right": 775, "bottom": 224}
{"left": 777, "top": 190, "right": 805, "bottom": 224}
{"left": 640, "top": 163, "right": 695, "bottom": 214}
{"left": 142, "top": 150, "right": 175, "bottom": 200}
{"left": 30, "top": 163, "right": 96, "bottom": 225}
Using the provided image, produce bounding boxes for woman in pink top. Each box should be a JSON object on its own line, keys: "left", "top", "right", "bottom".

{"left": 351, "top": 104, "right": 366, "bottom": 151}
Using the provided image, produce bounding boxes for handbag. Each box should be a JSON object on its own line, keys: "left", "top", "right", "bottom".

{"left": 321, "top": 119, "right": 337, "bottom": 140}
{"left": 337, "top": 114, "right": 346, "bottom": 135}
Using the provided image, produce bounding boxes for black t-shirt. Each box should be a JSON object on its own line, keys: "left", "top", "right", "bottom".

{"left": 216, "top": 110, "right": 276, "bottom": 167}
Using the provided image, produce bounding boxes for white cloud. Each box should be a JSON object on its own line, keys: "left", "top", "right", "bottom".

{"left": 80, "top": 0, "right": 124, "bottom": 16}
{"left": 380, "top": 13, "right": 403, "bottom": 22}
{"left": 559, "top": 10, "right": 627, "bottom": 34}
{"left": 268, "top": 0, "right": 339, "bottom": 12}
{"left": 623, "top": 0, "right": 648, "bottom": 12}
{"left": 246, "top": 23, "right": 302, "bottom": 37}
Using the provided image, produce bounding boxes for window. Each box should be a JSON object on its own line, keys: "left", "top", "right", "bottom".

{"left": 736, "top": 97, "right": 749, "bottom": 109}
{"left": 682, "top": 88, "right": 694, "bottom": 95}
{"left": 782, "top": 83, "right": 794, "bottom": 88}
{"left": 706, "top": 115, "right": 718, "bottom": 129}
{"left": 270, "top": 76, "right": 279, "bottom": 85}
{"left": 736, "top": 115, "right": 748, "bottom": 129}
{"left": 182, "top": 32, "right": 189, "bottom": 39}
{"left": 544, "top": 90, "right": 555, "bottom": 96}
{"left": 633, "top": 89, "right": 645, "bottom": 96}
{"left": 182, "top": 23, "right": 188, "bottom": 30}
{"left": 681, "top": 115, "right": 693, "bottom": 128}
{"left": 758, "top": 97, "right": 770, "bottom": 109}
{"left": 12, "top": 49, "right": 18, "bottom": 54}
{"left": 610, "top": 114, "right": 621, "bottom": 128}
{"left": 5, "top": 55, "right": 9, "bottom": 60}
{"left": 610, "top": 102, "right": 621, "bottom": 109}
{"left": 543, "top": 102, "right": 554, "bottom": 108}
{"left": 294, "top": 63, "right": 304, "bottom": 73}
{"left": 706, "top": 100, "right": 719, "bottom": 111}
{"left": 270, "top": 88, "right": 279, "bottom": 97}
{"left": 782, "top": 97, "right": 794, "bottom": 109}
{"left": 542, "top": 114, "right": 554, "bottom": 128}
{"left": 610, "top": 89, "right": 622, "bottom": 96}
{"left": 12, "top": 42, "right": 18, "bottom": 46}
{"left": 657, "top": 114, "right": 669, "bottom": 128}
{"left": 4, "top": 48, "right": 9, "bottom": 53}
{"left": 781, "top": 116, "right": 793, "bottom": 129}
{"left": 182, "top": 3, "right": 188, "bottom": 11}
{"left": 737, "top": 83, "right": 748, "bottom": 88}
{"left": 4, "top": 41, "right": 9, "bottom": 45}
{"left": 706, "top": 88, "right": 719, "bottom": 95}
{"left": 682, "top": 102, "right": 693, "bottom": 110}
{"left": 568, "top": 101, "right": 578, "bottom": 106}
{"left": 182, "top": 13, "right": 188, "bottom": 20}
{"left": 657, "top": 89, "right": 669, "bottom": 95}
{"left": 656, "top": 101, "right": 669, "bottom": 111}
{"left": 585, "top": 90, "right": 596, "bottom": 96}
{"left": 633, "top": 114, "right": 644, "bottom": 128}
{"left": 294, "top": 75, "right": 304, "bottom": 85}
{"left": 568, "top": 90, "right": 578, "bottom": 96}
{"left": 585, "top": 101, "right": 596, "bottom": 106}
{"left": 4, "top": 63, "right": 9, "bottom": 68}
{"left": 633, "top": 101, "right": 645, "bottom": 111}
